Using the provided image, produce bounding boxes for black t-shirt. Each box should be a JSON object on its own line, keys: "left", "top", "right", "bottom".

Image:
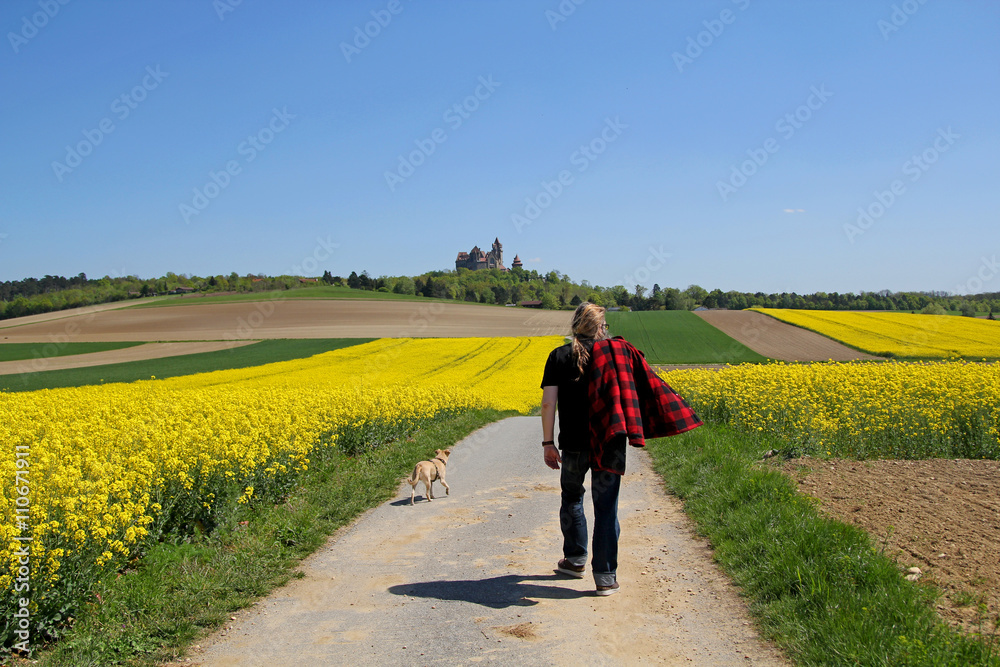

{"left": 540, "top": 340, "right": 594, "bottom": 452}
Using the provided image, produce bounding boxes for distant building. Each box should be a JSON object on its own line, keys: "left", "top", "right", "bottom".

{"left": 456, "top": 238, "right": 512, "bottom": 272}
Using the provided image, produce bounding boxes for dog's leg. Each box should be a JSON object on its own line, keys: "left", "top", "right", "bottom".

{"left": 426, "top": 479, "right": 434, "bottom": 501}
{"left": 440, "top": 476, "right": 450, "bottom": 496}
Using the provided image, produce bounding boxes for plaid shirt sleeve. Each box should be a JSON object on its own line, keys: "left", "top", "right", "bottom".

{"left": 588, "top": 337, "right": 702, "bottom": 474}
{"left": 635, "top": 351, "right": 703, "bottom": 439}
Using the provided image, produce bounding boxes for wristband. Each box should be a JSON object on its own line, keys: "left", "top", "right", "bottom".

{"left": 542, "top": 441, "right": 555, "bottom": 447}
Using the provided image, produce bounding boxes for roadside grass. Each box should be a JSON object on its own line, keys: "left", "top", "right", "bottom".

{"left": 605, "top": 310, "right": 769, "bottom": 364}
{"left": 647, "top": 425, "right": 999, "bottom": 666}
{"left": 0, "top": 338, "right": 373, "bottom": 392}
{"left": 30, "top": 407, "right": 516, "bottom": 667}
{"left": 0, "top": 342, "right": 142, "bottom": 362}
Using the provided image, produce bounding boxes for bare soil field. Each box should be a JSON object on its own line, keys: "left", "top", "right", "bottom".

{"left": 0, "top": 341, "right": 255, "bottom": 375}
{"left": 0, "top": 299, "right": 572, "bottom": 343}
{"left": 694, "top": 309, "right": 883, "bottom": 362}
{"left": 783, "top": 458, "right": 1000, "bottom": 632}
{"left": 0, "top": 300, "right": 154, "bottom": 331}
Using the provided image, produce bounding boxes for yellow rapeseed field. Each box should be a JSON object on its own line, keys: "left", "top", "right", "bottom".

{"left": 752, "top": 308, "right": 1000, "bottom": 359}
{"left": 660, "top": 360, "right": 1000, "bottom": 460}
{"left": 1, "top": 336, "right": 561, "bottom": 626}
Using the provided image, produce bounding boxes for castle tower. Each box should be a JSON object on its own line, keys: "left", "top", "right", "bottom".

{"left": 491, "top": 237, "right": 503, "bottom": 268}
{"left": 512, "top": 254, "right": 523, "bottom": 269}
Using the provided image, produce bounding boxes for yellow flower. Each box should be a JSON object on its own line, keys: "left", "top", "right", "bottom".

{"left": 0, "top": 336, "right": 563, "bottom": 607}
{"left": 660, "top": 359, "right": 1000, "bottom": 461}
{"left": 751, "top": 308, "right": 1000, "bottom": 359}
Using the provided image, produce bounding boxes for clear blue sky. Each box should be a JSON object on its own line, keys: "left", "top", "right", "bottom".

{"left": 2, "top": 0, "right": 998, "bottom": 295}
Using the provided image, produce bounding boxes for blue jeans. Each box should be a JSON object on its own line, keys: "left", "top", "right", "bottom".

{"left": 559, "top": 449, "right": 621, "bottom": 587}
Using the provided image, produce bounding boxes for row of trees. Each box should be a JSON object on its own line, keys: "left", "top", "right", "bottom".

{"left": 329, "top": 269, "right": 1000, "bottom": 316}
{"left": 625, "top": 285, "right": 999, "bottom": 316}
{"left": 329, "top": 267, "right": 589, "bottom": 309}
{"left": 2, "top": 268, "right": 999, "bottom": 321}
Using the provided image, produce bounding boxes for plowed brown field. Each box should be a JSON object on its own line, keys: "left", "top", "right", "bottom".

{"left": 784, "top": 458, "right": 1000, "bottom": 632}
{"left": 694, "top": 309, "right": 883, "bottom": 361}
{"left": 0, "top": 341, "right": 255, "bottom": 376}
{"left": 0, "top": 299, "right": 572, "bottom": 343}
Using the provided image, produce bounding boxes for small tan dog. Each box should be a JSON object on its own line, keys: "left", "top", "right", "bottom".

{"left": 408, "top": 448, "right": 451, "bottom": 504}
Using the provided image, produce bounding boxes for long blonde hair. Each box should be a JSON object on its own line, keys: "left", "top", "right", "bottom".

{"left": 570, "top": 302, "right": 608, "bottom": 378}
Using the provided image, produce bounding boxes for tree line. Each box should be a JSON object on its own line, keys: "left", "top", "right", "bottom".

{"left": 2, "top": 268, "right": 998, "bottom": 322}
{"left": 0, "top": 272, "right": 305, "bottom": 320}
{"left": 327, "top": 269, "right": 998, "bottom": 317}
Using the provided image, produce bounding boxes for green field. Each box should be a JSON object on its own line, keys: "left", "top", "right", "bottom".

{"left": 0, "top": 341, "right": 142, "bottom": 362}
{"left": 605, "top": 311, "right": 769, "bottom": 364}
{"left": 0, "top": 338, "right": 373, "bottom": 392}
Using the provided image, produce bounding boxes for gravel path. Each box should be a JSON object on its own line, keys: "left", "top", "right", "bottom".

{"left": 187, "top": 417, "right": 787, "bottom": 666}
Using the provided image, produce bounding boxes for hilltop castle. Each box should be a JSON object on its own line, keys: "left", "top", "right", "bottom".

{"left": 456, "top": 238, "right": 522, "bottom": 272}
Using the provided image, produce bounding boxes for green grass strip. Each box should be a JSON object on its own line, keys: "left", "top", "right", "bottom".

{"left": 32, "top": 408, "right": 517, "bottom": 666}
{"left": 606, "top": 310, "right": 769, "bottom": 364}
{"left": 0, "top": 338, "right": 373, "bottom": 392}
{"left": 0, "top": 342, "right": 143, "bottom": 362}
{"left": 646, "top": 425, "right": 999, "bottom": 666}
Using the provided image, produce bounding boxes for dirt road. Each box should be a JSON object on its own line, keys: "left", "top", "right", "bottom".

{"left": 188, "top": 417, "right": 787, "bottom": 666}
{"left": 694, "top": 310, "right": 883, "bottom": 362}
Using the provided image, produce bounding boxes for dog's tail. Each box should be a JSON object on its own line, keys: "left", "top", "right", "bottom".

{"left": 408, "top": 464, "right": 420, "bottom": 484}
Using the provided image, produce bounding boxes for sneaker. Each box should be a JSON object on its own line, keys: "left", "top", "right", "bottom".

{"left": 596, "top": 582, "right": 620, "bottom": 596}
{"left": 555, "top": 559, "right": 585, "bottom": 578}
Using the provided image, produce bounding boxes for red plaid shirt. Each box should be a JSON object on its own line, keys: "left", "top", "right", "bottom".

{"left": 587, "top": 337, "right": 702, "bottom": 474}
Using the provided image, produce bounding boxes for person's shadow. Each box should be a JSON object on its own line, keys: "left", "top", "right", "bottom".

{"left": 388, "top": 574, "right": 589, "bottom": 608}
